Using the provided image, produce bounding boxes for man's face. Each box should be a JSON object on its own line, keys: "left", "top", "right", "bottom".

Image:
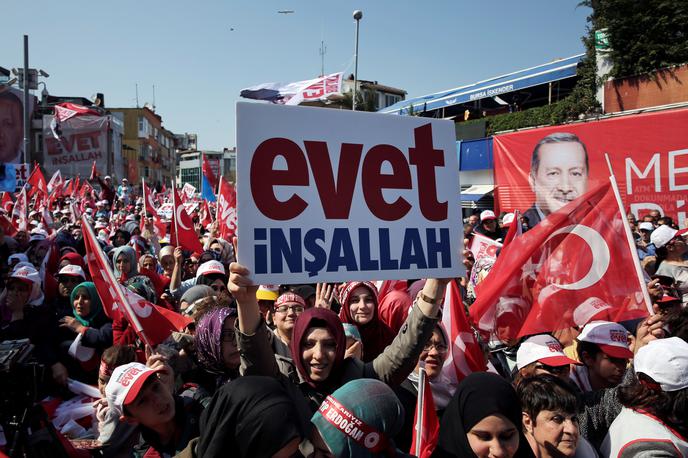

{"left": 123, "top": 378, "right": 175, "bottom": 428}
{"left": 529, "top": 142, "right": 588, "bottom": 215}
{"left": 0, "top": 98, "right": 22, "bottom": 163}
{"left": 587, "top": 352, "right": 627, "bottom": 388}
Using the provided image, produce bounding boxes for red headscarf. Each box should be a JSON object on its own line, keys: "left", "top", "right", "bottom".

{"left": 59, "top": 252, "right": 86, "bottom": 271}
{"left": 338, "top": 281, "right": 395, "bottom": 363}
{"left": 290, "top": 308, "right": 346, "bottom": 391}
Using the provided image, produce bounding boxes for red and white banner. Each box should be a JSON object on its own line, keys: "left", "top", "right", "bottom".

{"left": 12, "top": 187, "right": 28, "bottom": 231}
{"left": 42, "top": 114, "right": 109, "bottom": 180}
{"left": 470, "top": 180, "right": 650, "bottom": 343}
{"left": 240, "top": 72, "right": 344, "bottom": 106}
{"left": 493, "top": 107, "right": 688, "bottom": 226}
{"left": 181, "top": 183, "right": 196, "bottom": 201}
{"left": 217, "top": 176, "right": 237, "bottom": 241}
{"left": 27, "top": 164, "right": 48, "bottom": 197}
{"left": 170, "top": 187, "right": 203, "bottom": 252}
{"left": 142, "top": 179, "right": 166, "bottom": 237}
{"left": 467, "top": 234, "right": 502, "bottom": 293}
{"left": 1, "top": 192, "right": 13, "bottom": 213}
{"left": 47, "top": 170, "right": 64, "bottom": 194}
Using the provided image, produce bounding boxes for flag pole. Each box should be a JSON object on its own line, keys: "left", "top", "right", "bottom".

{"left": 415, "top": 367, "right": 426, "bottom": 457}
{"left": 172, "top": 179, "right": 180, "bottom": 247}
{"left": 141, "top": 177, "right": 147, "bottom": 218}
{"left": 605, "top": 154, "right": 653, "bottom": 314}
{"left": 81, "top": 215, "right": 152, "bottom": 347}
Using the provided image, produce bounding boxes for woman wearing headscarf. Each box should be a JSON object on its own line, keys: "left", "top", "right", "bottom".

{"left": 394, "top": 323, "right": 457, "bottom": 451}
{"left": 58, "top": 251, "right": 87, "bottom": 274}
{"left": 312, "top": 378, "right": 408, "bottom": 457}
{"left": 338, "top": 281, "right": 396, "bottom": 362}
{"left": 194, "top": 306, "right": 241, "bottom": 392}
{"left": 111, "top": 245, "right": 138, "bottom": 282}
{"left": 191, "top": 376, "right": 311, "bottom": 458}
{"left": 204, "top": 236, "right": 235, "bottom": 266}
{"left": 433, "top": 372, "right": 534, "bottom": 458}
{"left": 110, "top": 229, "right": 131, "bottom": 248}
{"left": 57, "top": 281, "right": 113, "bottom": 383}
{"left": 229, "top": 261, "right": 448, "bottom": 414}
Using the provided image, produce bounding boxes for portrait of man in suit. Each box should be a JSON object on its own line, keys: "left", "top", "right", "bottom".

{"left": 522, "top": 132, "right": 589, "bottom": 229}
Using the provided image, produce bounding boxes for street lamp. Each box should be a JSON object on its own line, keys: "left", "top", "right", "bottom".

{"left": 352, "top": 10, "right": 362, "bottom": 111}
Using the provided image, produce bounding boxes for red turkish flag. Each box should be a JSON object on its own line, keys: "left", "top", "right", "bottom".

{"left": 141, "top": 180, "right": 167, "bottom": 238}
{"left": 89, "top": 161, "right": 98, "bottom": 181}
{"left": 442, "top": 281, "right": 487, "bottom": 381}
{"left": 216, "top": 176, "right": 237, "bottom": 241}
{"left": 409, "top": 374, "right": 440, "bottom": 458}
{"left": 1, "top": 192, "right": 13, "bottom": 213}
{"left": 170, "top": 187, "right": 203, "bottom": 252}
{"left": 0, "top": 214, "right": 17, "bottom": 237}
{"left": 200, "top": 199, "right": 213, "bottom": 228}
{"left": 47, "top": 170, "right": 64, "bottom": 195}
{"left": 202, "top": 155, "right": 218, "bottom": 190}
{"left": 27, "top": 165, "right": 48, "bottom": 197}
{"left": 12, "top": 187, "right": 28, "bottom": 231}
{"left": 80, "top": 181, "right": 94, "bottom": 199}
{"left": 469, "top": 181, "right": 650, "bottom": 343}
{"left": 502, "top": 209, "right": 522, "bottom": 248}
{"left": 82, "top": 218, "right": 192, "bottom": 346}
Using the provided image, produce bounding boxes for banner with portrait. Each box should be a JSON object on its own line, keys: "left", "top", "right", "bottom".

{"left": 493, "top": 107, "right": 688, "bottom": 228}
{"left": 0, "top": 87, "right": 33, "bottom": 164}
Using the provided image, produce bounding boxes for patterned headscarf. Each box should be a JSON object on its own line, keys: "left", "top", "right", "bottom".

{"left": 196, "top": 306, "right": 236, "bottom": 374}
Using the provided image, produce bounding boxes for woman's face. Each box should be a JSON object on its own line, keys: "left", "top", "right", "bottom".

{"left": 160, "top": 255, "right": 174, "bottom": 275}
{"left": 141, "top": 256, "right": 157, "bottom": 271}
{"left": 116, "top": 254, "right": 131, "bottom": 275}
{"left": 58, "top": 275, "right": 81, "bottom": 298}
{"left": 221, "top": 317, "right": 240, "bottom": 370}
{"left": 348, "top": 286, "right": 375, "bottom": 325}
{"left": 301, "top": 326, "right": 337, "bottom": 383}
{"left": 73, "top": 287, "right": 92, "bottom": 318}
{"left": 467, "top": 414, "right": 520, "bottom": 458}
{"left": 15, "top": 231, "right": 29, "bottom": 246}
{"left": 419, "top": 328, "right": 449, "bottom": 380}
{"left": 210, "top": 242, "right": 223, "bottom": 257}
{"left": 114, "top": 233, "right": 126, "bottom": 247}
{"left": 6, "top": 279, "right": 31, "bottom": 309}
{"left": 525, "top": 410, "right": 579, "bottom": 458}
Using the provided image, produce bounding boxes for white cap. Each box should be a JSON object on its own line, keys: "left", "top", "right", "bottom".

{"left": 516, "top": 334, "right": 580, "bottom": 370}
{"left": 502, "top": 212, "right": 515, "bottom": 227}
{"left": 650, "top": 225, "right": 688, "bottom": 248}
{"left": 95, "top": 221, "right": 108, "bottom": 229}
{"left": 104, "top": 175, "right": 111, "bottom": 180}
{"left": 58, "top": 264, "right": 86, "bottom": 279}
{"left": 577, "top": 321, "right": 633, "bottom": 359}
{"left": 196, "top": 260, "right": 226, "bottom": 278}
{"left": 10, "top": 264, "right": 41, "bottom": 285}
{"left": 8, "top": 253, "right": 29, "bottom": 265}
{"left": 572, "top": 297, "right": 612, "bottom": 328}
{"left": 480, "top": 210, "right": 496, "bottom": 221}
{"left": 105, "top": 363, "right": 161, "bottom": 417}
{"left": 638, "top": 222, "right": 654, "bottom": 232}
{"left": 85, "top": 208, "right": 94, "bottom": 214}
{"left": 634, "top": 337, "right": 688, "bottom": 391}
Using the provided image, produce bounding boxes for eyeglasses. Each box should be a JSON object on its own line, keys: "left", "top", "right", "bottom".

{"left": 221, "top": 329, "right": 236, "bottom": 343}
{"left": 274, "top": 305, "right": 305, "bottom": 314}
{"left": 422, "top": 342, "right": 449, "bottom": 354}
{"left": 534, "top": 363, "right": 570, "bottom": 376}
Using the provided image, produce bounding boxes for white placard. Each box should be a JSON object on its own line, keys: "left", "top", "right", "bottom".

{"left": 237, "top": 102, "right": 464, "bottom": 284}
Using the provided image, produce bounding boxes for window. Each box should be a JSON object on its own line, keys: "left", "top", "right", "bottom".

{"left": 384, "top": 94, "right": 401, "bottom": 108}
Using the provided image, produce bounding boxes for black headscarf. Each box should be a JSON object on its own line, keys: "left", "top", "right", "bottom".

{"left": 196, "top": 376, "right": 311, "bottom": 458}
{"left": 433, "top": 372, "right": 534, "bottom": 458}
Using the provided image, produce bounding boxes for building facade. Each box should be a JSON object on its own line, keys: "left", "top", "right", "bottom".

{"left": 177, "top": 147, "right": 236, "bottom": 192}
{"left": 110, "top": 106, "right": 176, "bottom": 188}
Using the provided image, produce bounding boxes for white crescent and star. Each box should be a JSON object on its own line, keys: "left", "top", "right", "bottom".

{"left": 176, "top": 205, "right": 191, "bottom": 231}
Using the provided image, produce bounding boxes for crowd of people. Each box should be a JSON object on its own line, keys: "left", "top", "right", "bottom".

{"left": 0, "top": 175, "right": 687, "bottom": 458}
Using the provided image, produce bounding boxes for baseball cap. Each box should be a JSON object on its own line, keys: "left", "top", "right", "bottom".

{"left": 105, "top": 363, "right": 162, "bottom": 417}
{"left": 634, "top": 337, "right": 688, "bottom": 391}
{"left": 256, "top": 284, "right": 279, "bottom": 301}
{"left": 480, "top": 210, "right": 496, "bottom": 221}
{"left": 502, "top": 212, "right": 515, "bottom": 227}
{"left": 577, "top": 321, "right": 633, "bottom": 359}
{"left": 572, "top": 297, "right": 612, "bottom": 328}
{"left": 638, "top": 222, "right": 654, "bottom": 232}
{"left": 104, "top": 175, "right": 111, "bottom": 180}
{"left": 58, "top": 264, "right": 86, "bottom": 279}
{"left": 196, "top": 260, "right": 226, "bottom": 278}
{"left": 274, "top": 292, "right": 306, "bottom": 309}
{"left": 516, "top": 334, "right": 581, "bottom": 370}
{"left": 650, "top": 225, "right": 688, "bottom": 248}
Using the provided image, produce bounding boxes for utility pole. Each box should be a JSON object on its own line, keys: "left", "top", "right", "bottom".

{"left": 352, "top": 10, "right": 362, "bottom": 111}
{"left": 319, "top": 40, "right": 326, "bottom": 77}
{"left": 22, "top": 35, "right": 30, "bottom": 164}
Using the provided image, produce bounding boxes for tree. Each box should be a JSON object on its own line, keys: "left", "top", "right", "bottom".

{"left": 582, "top": 0, "right": 688, "bottom": 78}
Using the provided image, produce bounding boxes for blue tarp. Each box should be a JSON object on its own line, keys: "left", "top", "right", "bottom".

{"left": 380, "top": 54, "right": 583, "bottom": 115}
{"left": 459, "top": 138, "right": 493, "bottom": 171}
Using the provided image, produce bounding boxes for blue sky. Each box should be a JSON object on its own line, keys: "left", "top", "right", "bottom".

{"left": 2, "top": 1, "right": 590, "bottom": 150}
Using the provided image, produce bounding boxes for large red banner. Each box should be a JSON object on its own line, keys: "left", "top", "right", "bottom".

{"left": 493, "top": 108, "right": 688, "bottom": 227}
